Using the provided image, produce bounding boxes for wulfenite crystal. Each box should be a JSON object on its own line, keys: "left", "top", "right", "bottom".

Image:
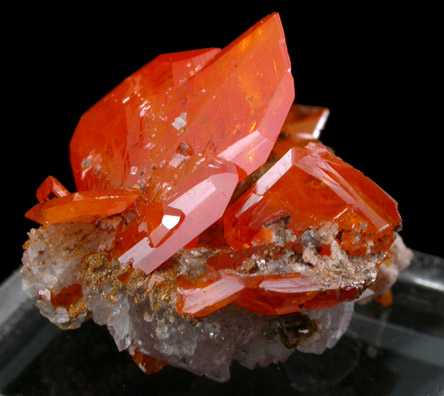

{"left": 21, "top": 12, "right": 411, "bottom": 382}
{"left": 69, "top": 12, "right": 294, "bottom": 274}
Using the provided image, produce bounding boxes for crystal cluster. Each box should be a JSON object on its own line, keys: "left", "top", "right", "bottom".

{"left": 21, "top": 13, "right": 412, "bottom": 381}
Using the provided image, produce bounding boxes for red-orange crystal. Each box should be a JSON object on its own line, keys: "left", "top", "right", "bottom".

{"left": 174, "top": 141, "right": 401, "bottom": 317}
{"left": 176, "top": 270, "right": 244, "bottom": 317}
{"left": 36, "top": 175, "right": 70, "bottom": 202}
{"left": 26, "top": 13, "right": 295, "bottom": 275}
{"left": 281, "top": 104, "right": 329, "bottom": 141}
{"left": 75, "top": 12, "right": 294, "bottom": 274}
{"left": 116, "top": 157, "right": 239, "bottom": 273}
{"left": 50, "top": 284, "right": 83, "bottom": 309}
{"left": 271, "top": 104, "right": 330, "bottom": 158}
{"left": 70, "top": 13, "right": 293, "bottom": 190}
{"left": 130, "top": 348, "right": 167, "bottom": 375}
{"left": 25, "top": 13, "right": 404, "bottom": 320}
{"left": 224, "top": 142, "right": 401, "bottom": 255}
{"left": 175, "top": 243, "right": 369, "bottom": 317}
{"left": 25, "top": 188, "right": 142, "bottom": 225}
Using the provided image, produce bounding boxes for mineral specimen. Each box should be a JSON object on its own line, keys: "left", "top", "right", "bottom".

{"left": 21, "top": 13, "right": 412, "bottom": 382}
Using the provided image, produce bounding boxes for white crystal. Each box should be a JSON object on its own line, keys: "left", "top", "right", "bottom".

{"left": 171, "top": 112, "right": 187, "bottom": 130}
{"left": 365, "top": 234, "right": 414, "bottom": 299}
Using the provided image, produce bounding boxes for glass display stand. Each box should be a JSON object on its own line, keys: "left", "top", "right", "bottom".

{"left": 1, "top": 251, "right": 443, "bottom": 395}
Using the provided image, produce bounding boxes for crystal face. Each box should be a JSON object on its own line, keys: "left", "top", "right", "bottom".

{"left": 21, "top": 12, "right": 411, "bottom": 382}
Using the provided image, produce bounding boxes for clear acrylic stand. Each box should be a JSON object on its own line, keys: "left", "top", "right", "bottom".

{"left": 1, "top": 250, "right": 443, "bottom": 395}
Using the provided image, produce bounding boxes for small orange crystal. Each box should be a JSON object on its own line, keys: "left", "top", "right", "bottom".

{"left": 373, "top": 288, "right": 394, "bottom": 307}
{"left": 36, "top": 175, "right": 70, "bottom": 202}
{"left": 176, "top": 270, "right": 244, "bottom": 317}
{"left": 50, "top": 284, "right": 83, "bottom": 309}
{"left": 25, "top": 188, "right": 142, "bottom": 225}
{"left": 130, "top": 348, "right": 167, "bottom": 375}
{"left": 271, "top": 104, "right": 330, "bottom": 158}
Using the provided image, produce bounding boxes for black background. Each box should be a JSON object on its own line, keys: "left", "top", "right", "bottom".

{"left": 3, "top": 4, "right": 442, "bottom": 282}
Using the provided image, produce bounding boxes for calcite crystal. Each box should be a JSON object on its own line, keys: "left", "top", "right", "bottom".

{"left": 21, "top": 13, "right": 412, "bottom": 382}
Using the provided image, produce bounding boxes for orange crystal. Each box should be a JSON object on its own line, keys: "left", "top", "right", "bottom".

{"left": 224, "top": 142, "right": 401, "bottom": 255}
{"left": 50, "top": 284, "right": 83, "bottom": 309}
{"left": 271, "top": 104, "right": 330, "bottom": 158}
{"left": 281, "top": 104, "right": 330, "bottom": 141}
{"left": 36, "top": 175, "right": 70, "bottom": 202}
{"left": 25, "top": 187, "right": 142, "bottom": 225}
{"left": 175, "top": 243, "right": 369, "bottom": 317}
{"left": 115, "top": 156, "right": 239, "bottom": 273}
{"left": 176, "top": 270, "right": 244, "bottom": 317}
{"left": 234, "top": 278, "right": 364, "bottom": 315}
{"left": 25, "top": 14, "right": 404, "bottom": 321}
{"left": 26, "top": 13, "right": 295, "bottom": 277}
{"left": 70, "top": 13, "right": 294, "bottom": 191}
{"left": 88, "top": 13, "right": 293, "bottom": 274}
{"left": 174, "top": 137, "right": 402, "bottom": 317}
{"left": 373, "top": 288, "right": 394, "bottom": 307}
{"left": 130, "top": 348, "right": 167, "bottom": 375}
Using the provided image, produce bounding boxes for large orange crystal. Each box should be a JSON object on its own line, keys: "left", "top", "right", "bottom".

{"left": 70, "top": 13, "right": 293, "bottom": 190}
{"left": 65, "top": 13, "right": 294, "bottom": 274}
